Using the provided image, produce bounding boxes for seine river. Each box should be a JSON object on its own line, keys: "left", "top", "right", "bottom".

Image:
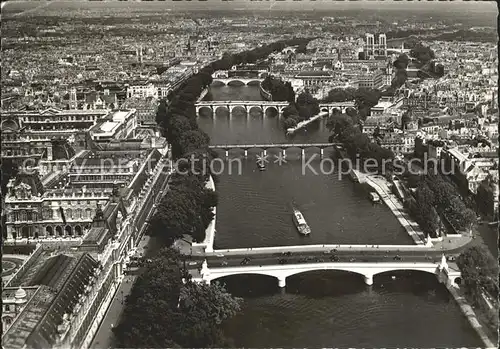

{"left": 196, "top": 83, "right": 483, "bottom": 347}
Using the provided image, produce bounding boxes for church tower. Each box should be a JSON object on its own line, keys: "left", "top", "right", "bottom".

{"left": 69, "top": 88, "right": 77, "bottom": 109}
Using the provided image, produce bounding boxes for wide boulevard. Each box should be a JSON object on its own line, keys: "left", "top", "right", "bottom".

{"left": 186, "top": 248, "right": 458, "bottom": 269}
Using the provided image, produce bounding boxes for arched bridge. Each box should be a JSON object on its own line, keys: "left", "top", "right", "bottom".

{"left": 319, "top": 101, "right": 356, "bottom": 115}
{"left": 195, "top": 101, "right": 356, "bottom": 118}
{"left": 208, "top": 142, "right": 339, "bottom": 158}
{"left": 193, "top": 259, "right": 461, "bottom": 288}
{"left": 195, "top": 100, "right": 289, "bottom": 117}
{"left": 211, "top": 78, "right": 264, "bottom": 86}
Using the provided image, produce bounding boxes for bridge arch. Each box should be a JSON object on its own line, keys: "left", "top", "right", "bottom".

{"left": 373, "top": 268, "right": 441, "bottom": 279}
{"left": 263, "top": 106, "right": 279, "bottom": 117}
{"left": 246, "top": 80, "right": 262, "bottom": 86}
{"left": 330, "top": 107, "right": 342, "bottom": 116}
{"left": 214, "top": 105, "right": 229, "bottom": 116}
{"left": 211, "top": 272, "right": 278, "bottom": 282}
{"left": 248, "top": 106, "right": 263, "bottom": 115}
{"left": 229, "top": 105, "right": 248, "bottom": 115}
{"left": 197, "top": 106, "right": 214, "bottom": 117}
{"left": 203, "top": 263, "right": 442, "bottom": 288}
{"left": 211, "top": 80, "right": 227, "bottom": 87}
{"left": 226, "top": 80, "right": 246, "bottom": 87}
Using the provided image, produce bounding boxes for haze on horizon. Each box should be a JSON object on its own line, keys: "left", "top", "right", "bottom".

{"left": 2, "top": 0, "right": 497, "bottom": 14}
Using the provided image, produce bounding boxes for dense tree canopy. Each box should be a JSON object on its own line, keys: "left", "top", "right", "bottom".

{"left": 323, "top": 87, "right": 381, "bottom": 122}
{"left": 423, "top": 174, "right": 476, "bottom": 232}
{"left": 410, "top": 43, "right": 436, "bottom": 66}
{"left": 117, "top": 38, "right": 320, "bottom": 349}
{"left": 326, "top": 112, "right": 394, "bottom": 172}
{"left": 457, "top": 245, "right": 499, "bottom": 303}
{"left": 296, "top": 91, "right": 320, "bottom": 120}
{"left": 152, "top": 38, "right": 315, "bottom": 243}
{"left": 261, "top": 75, "right": 295, "bottom": 102}
{"left": 114, "top": 248, "right": 242, "bottom": 348}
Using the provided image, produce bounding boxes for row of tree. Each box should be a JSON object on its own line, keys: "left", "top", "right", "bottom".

{"left": 147, "top": 169, "right": 218, "bottom": 245}
{"left": 261, "top": 75, "right": 322, "bottom": 130}
{"left": 322, "top": 87, "right": 382, "bottom": 121}
{"left": 423, "top": 174, "right": 476, "bottom": 232}
{"left": 281, "top": 91, "right": 321, "bottom": 129}
{"left": 390, "top": 40, "right": 444, "bottom": 91}
{"left": 152, "top": 38, "right": 314, "bottom": 244}
{"left": 326, "top": 111, "right": 394, "bottom": 171}
{"left": 116, "top": 40, "right": 320, "bottom": 348}
{"left": 114, "top": 248, "right": 243, "bottom": 348}
{"left": 261, "top": 75, "right": 295, "bottom": 102}
{"left": 456, "top": 245, "right": 498, "bottom": 313}
{"left": 408, "top": 174, "right": 476, "bottom": 236}
{"left": 405, "top": 180, "right": 442, "bottom": 238}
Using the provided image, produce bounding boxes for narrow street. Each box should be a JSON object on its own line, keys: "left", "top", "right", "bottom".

{"left": 90, "top": 235, "right": 150, "bottom": 349}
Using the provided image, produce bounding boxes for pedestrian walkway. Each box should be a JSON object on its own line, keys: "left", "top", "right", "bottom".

{"left": 364, "top": 174, "right": 427, "bottom": 244}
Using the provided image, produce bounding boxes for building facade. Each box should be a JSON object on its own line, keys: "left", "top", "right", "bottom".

{"left": 364, "top": 33, "right": 387, "bottom": 59}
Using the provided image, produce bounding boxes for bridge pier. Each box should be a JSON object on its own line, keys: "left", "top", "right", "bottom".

{"left": 364, "top": 275, "right": 373, "bottom": 286}
{"left": 301, "top": 149, "right": 305, "bottom": 158}
{"left": 320, "top": 148, "right": 324, "bottom": 158}
{"left": 277, "top": 276, "right": 286, "bottom": 288}
{"left": 225, "top": 150, "right": 229, "bottom": 158}
{"left": 282, "top": 149, "right": 286, "bottom": 158}
{"left": 244, "top": 150, "right": 248, "bottom": 158}
{"left": 263, "top": 149, "right": 267, "bottom": 156}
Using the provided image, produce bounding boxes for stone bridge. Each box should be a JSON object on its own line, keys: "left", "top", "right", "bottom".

{"left": 195, "top": 101, "right": 355, "bottom": 118}
{"left": 195, "top": 100, "right": 289, "bottom": 117}
{"left": 193, "top": 257, "right": 461, "bottom": 288}
{"left": 208, "top": 142, "right": 339, "bottom": 158}
{"left": 211, "top": 78, "right": 264, "bottom": 86}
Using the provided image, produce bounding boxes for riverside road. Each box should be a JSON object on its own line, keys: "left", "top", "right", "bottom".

{"left": 186, "top": 249, "right": 459, "bottom": 268}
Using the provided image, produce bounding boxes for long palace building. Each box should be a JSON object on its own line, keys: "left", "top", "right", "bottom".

{"left": 1, "top": 106, "right": 171, "bottom": 349}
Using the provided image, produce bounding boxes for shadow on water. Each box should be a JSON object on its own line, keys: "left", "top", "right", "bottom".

{"left": 216, "top": 274, "right": 281, "bottom": 298}
{"left": 286, "top": 271, "right": 366, "bottom": 298}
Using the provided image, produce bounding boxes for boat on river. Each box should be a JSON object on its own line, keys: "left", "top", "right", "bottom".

{"left": 257, "top": 161, "right": 266, "bottom": 171}
{"left": 369, "top": 192, "right": 380, "bottom": 203}
{"left": 292, "top": 204, "right": 311, "bottom": 236}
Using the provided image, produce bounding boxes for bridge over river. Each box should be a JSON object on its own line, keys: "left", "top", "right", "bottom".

{"left": 208, "top": 142, "right": 340, "bottom": 158}
{"left": 190, "top": 255, "right": 461, "bottom": 288}
{"left": 195, "top": 101, "right": 355, "bottom": 117}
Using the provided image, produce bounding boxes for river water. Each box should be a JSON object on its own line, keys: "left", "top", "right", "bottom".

{"left": 198, "top": 84, "right": 413, "bottom": 249}
{"left": 195, "top": 84, "right": 484, "bottom": 347}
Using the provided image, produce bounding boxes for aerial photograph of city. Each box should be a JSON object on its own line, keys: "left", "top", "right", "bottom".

{"left": 0, "top": 0, "right": 498, "bottom": 348}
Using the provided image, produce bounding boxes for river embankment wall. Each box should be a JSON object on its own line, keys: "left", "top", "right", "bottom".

{"left": 446, "top": 284, "right": 497, "bottom": 349}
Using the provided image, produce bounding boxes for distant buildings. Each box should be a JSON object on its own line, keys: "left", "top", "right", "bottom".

{"left": 2, "top": 115, "right": 170, "bottom": 349}
{"left": 127, "top": 83, "right": 158, "bottom": 99}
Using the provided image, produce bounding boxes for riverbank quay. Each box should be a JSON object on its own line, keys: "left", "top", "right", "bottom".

{"left": 363, "top": 173, "right": 428, "bottom": 245}
{"left": 446, "top": 284, "right": 497, "bottom": 349}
